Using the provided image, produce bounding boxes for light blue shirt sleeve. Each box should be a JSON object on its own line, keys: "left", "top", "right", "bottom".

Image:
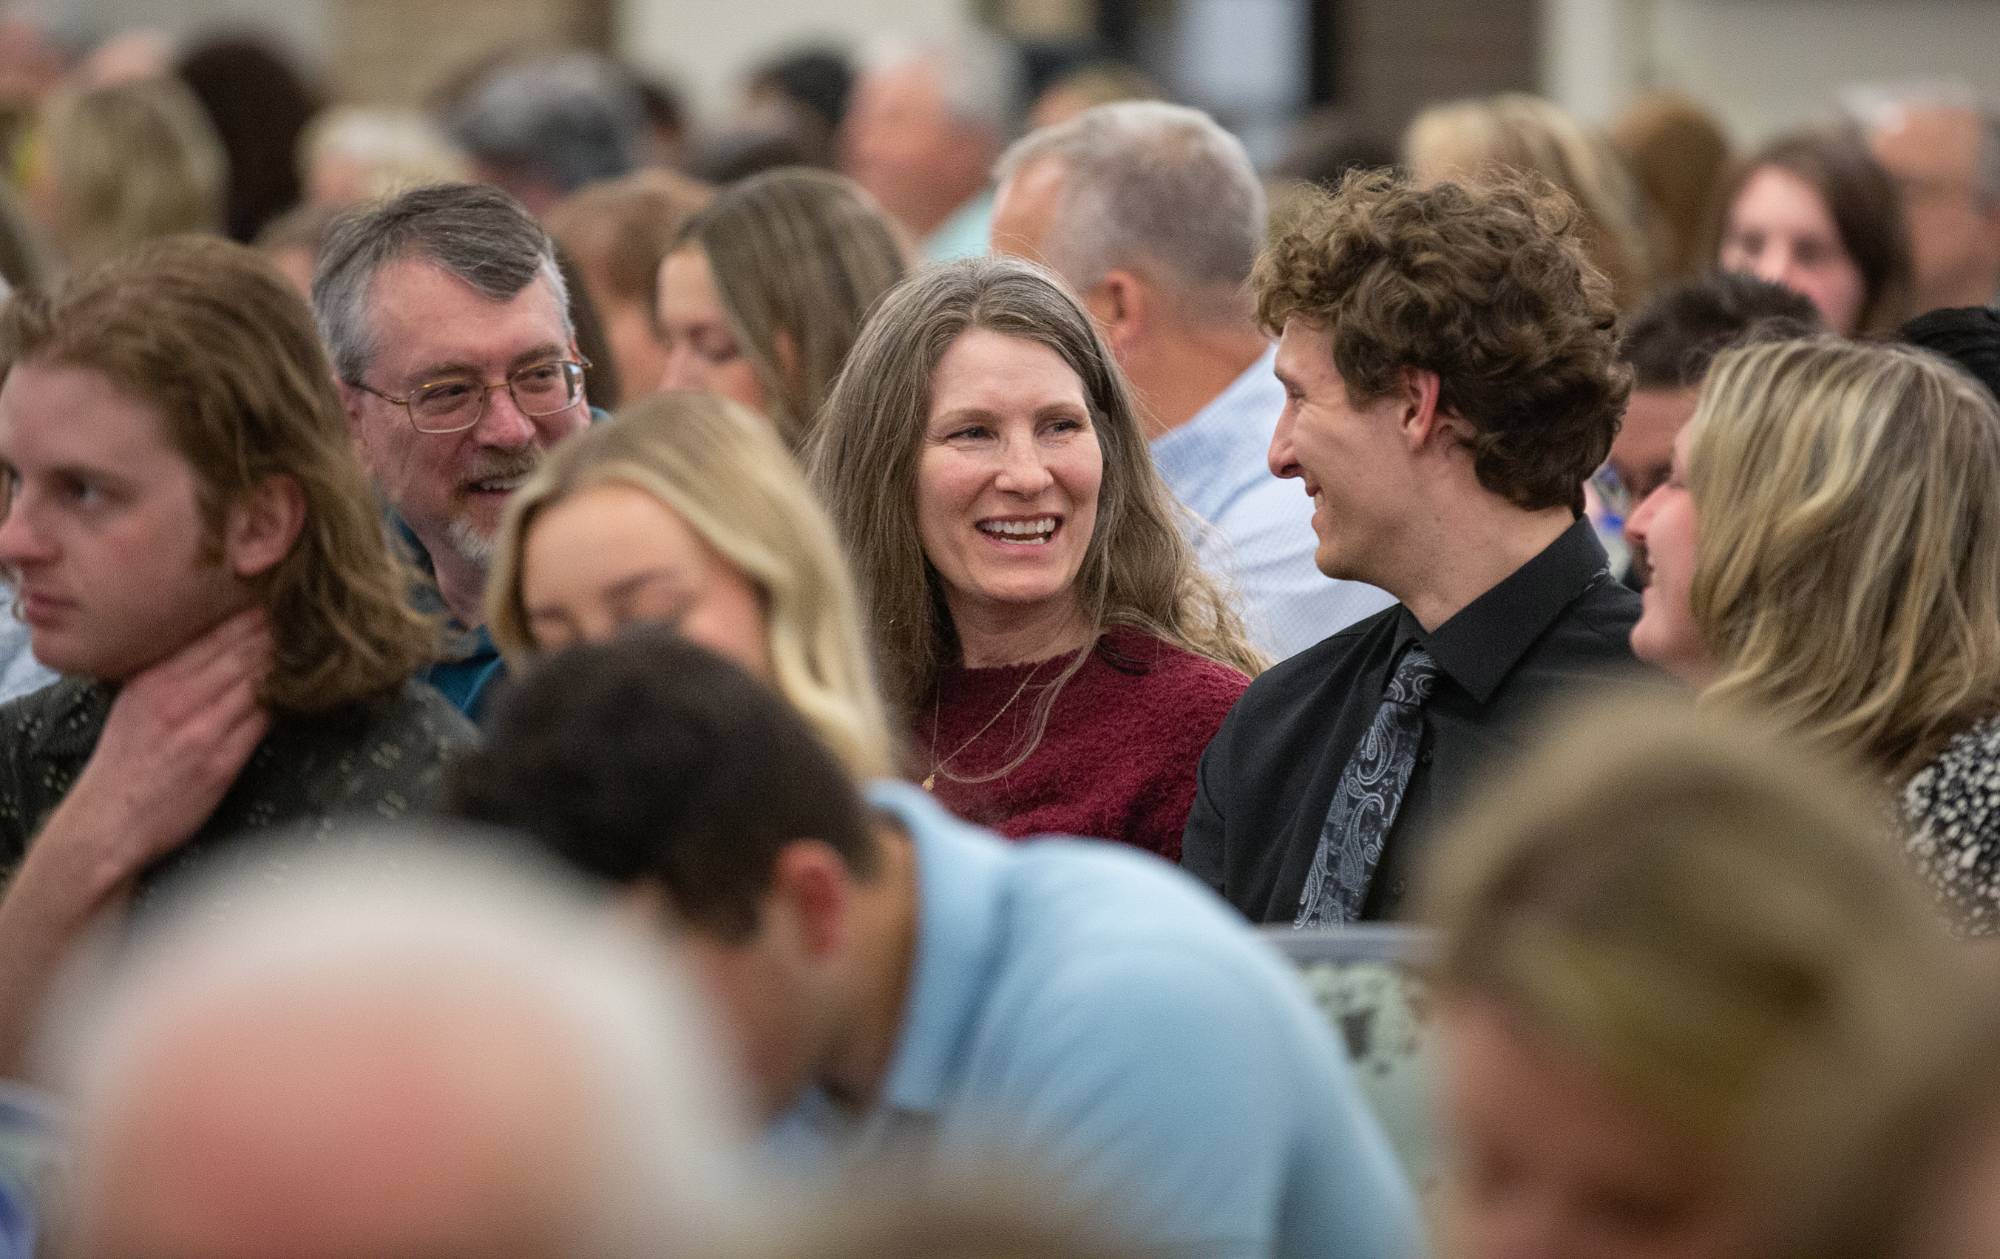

{"left": 972, "top": 945, "right": 1423, "bottom": 1259}
{"left": 0, "top": 586, "right": 56, "bottom": 704}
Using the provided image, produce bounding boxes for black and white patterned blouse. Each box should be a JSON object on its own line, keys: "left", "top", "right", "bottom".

{"left": 1901, "top": 714, "right": 2000, "bottom": 936}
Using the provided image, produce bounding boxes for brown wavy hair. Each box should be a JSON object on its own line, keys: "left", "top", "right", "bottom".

{"left": 807, "top": 255, "right": 1262, "bottom": 731}
{"left": 0, "top": 235, "right": 437, "bottom": 712}
{"left": 1256, "top": 168, "right": 1630, "bottom": 513}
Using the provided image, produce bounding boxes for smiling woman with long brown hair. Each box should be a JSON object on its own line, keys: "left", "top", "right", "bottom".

{"left": 809, "top": 255, "right": 1261, "bottom": 858}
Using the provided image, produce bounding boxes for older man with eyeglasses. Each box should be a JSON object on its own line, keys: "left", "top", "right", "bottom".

{"left": 314, "top": 183, "right": 595, "bottom": 719}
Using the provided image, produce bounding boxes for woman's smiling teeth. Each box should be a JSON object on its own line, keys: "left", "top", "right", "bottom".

{"left": 977, "top": 516, "right": 1059, "bottom": 544}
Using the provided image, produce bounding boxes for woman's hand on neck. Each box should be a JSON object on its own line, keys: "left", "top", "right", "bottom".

{"left": 948, "top": 593, "right": 1095, "bottom": 668}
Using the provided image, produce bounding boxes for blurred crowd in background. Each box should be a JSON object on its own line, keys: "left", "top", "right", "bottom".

{"left": 0, "top": 8, "right": 1994, "bottom": 1259}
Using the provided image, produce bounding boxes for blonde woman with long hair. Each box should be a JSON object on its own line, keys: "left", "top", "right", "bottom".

{"left": 1626, "top": 336, "right": 2000, "bottom": 932}
{"left": 809, "top": 255, "right": 1262, "bottom": 859}
{"left": 656, "top": 167, "right": 908, "bottom": 449}
{"left": 488, "top": 390, "right": 898, "bottom": 779}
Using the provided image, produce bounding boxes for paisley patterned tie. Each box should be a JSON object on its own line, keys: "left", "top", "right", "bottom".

{"left": 1295, "top": 644, "right": 1440, "bottom": 927}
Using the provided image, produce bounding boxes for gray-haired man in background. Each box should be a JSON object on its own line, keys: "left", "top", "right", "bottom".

{"left": 991, "top": 103, "right": 1393, "bottom": 658}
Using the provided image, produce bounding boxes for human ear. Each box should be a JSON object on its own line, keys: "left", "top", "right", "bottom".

{"left": 1398, "top": 366, "right": 1449, "bottom": 451}
{"left": 769, "top": 840, "right": 853, "bottom": 960}
{"left": 334, "top": 378, "right": 371, "bottom": 449}
{"left": 1087, "top": 270, "right": 1147, "bottom": 357}
{"left": 224, "top": 473, "right": 306, "bottom": 579}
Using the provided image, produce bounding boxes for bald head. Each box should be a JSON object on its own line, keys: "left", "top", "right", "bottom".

{"left": 51, "top": 834, "right": 750, "bottom": 1259}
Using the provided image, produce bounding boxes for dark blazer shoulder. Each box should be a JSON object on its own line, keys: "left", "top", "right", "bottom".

{"left": 1560, "top": 575, "right": 1645, "bottom": 657}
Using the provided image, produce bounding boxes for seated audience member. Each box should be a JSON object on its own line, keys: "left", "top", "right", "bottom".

{"left": 1404, "top": 93, "right": 1653, "bottom": 310}
{"left": 1183, "top": 171, "right": 1641, "bottom": 925}
{"left": 1901, "top": 304, "right": 2000, "bottom": 401}
{"left": 1600, "top": 272, "right": 1819, "bottom": 577}
{"left": 545, "top": 169, "right": 714, "bottom": 405}
{"left": 658, "top": 167, "right": 906, "bottom": 450}
{"left": 1850, "top": 82, "right": 2000, "bottom": 314}
{"left": 450, "top": 629, "right": 1422, "bottom": 1259}
{"left": 488, "top": 390, "right": 899, "bottom": 778}
{"left": 1715, "top": 127, "right": 1912, "bottom": 337}
{"left": 0, "top": 237, "right": 472, "bottom": 1068}
{"left": 1626, "top": 337, "right": 2000, "bottom": 932}
{"left": 1613, "top": 272, "right": 1820, "bottom": 505}
{"left": 45, "top": 837, "right": 751, "bottom": 1259}
{"left": 314, "top": 183, "right": 594, "bottom": 719}
{"left": 1609, "top": 91, "right": 1734, "bottom": 285}
{"left": 991, "top": 102, "right": 1394, "bottom": 658}
{"left": 24, "top": 76, "right": 226, "bottom": 275}
{"left": 441, "top": 51, "right": 644, "bottom": 216}
{"left": 841, "top": 30, "right": 1023, "bottom": 261}
{"left": 1419, "top": 694, "right": 1956, "bottom": 1259}
{"left": 810, "top": 257, "right": 1262, "bottom": 857}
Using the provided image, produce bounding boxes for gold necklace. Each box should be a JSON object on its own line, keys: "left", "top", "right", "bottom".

{"left": 923, "top": 665, "right": 1040, "bottom": 791}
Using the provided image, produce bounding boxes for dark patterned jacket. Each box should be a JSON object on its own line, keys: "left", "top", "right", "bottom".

{"left": 0, "top": 677, "right": 475, "bottom": 896}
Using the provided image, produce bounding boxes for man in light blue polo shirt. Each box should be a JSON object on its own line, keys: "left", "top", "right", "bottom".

{"left": 991, "top": 102, "right": 1394, "bottom": 659}
{"left": 449, "top": 629, "right": 1422, "bottom": 1259}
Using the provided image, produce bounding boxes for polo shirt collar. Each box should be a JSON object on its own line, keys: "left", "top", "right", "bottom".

{"left": 1404, "top": 516, "right": 1613, "bottom": 704}
{"left": 863, "top": 781, "right": 1011, "bottom": 1118}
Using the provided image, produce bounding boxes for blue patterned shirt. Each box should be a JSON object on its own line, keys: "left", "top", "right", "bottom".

{"left": 1151, "top": 348, "right": 1395, "bottom": 660}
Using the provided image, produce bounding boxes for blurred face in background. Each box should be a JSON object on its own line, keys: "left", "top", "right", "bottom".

{"left": 1718, "top": 166, "right": 1866, "bottom": 336}
{"left": 1868, "top": 104, "right": 2000, "bottom": 312}
{"left": 518, "top": 481, "right": 770, "bottom": 677}
{"left": 840, "top": 57, "right": 991, "bottom": 240}
{"left": 655, "top": 247, "right": 767, "bottom": 414}
{"left": 1438, "top": 996, "right": 1753, "bottom": 1259}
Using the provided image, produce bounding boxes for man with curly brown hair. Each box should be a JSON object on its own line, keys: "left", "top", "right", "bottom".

{"left": 1183, "top": 170, "right": 1644, "bottom": 925}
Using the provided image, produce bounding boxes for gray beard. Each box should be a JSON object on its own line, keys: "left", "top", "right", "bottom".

{"left": 446, "top": 516, "right": 496, "bottom": 569}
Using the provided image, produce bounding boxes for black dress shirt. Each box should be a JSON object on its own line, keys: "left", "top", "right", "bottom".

{"left": 1183, "top": 517, "right": 1645, "bottom": 923}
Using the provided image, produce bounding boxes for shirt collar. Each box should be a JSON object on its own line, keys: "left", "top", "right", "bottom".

{"left": 1404, "top": 516, "right": 1614, "bottom": 704}
{"left": 862, "top": 780, "right": 1011, "bottom": 1119}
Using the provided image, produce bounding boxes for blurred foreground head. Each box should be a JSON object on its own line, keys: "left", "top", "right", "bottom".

{"left": 44, "top": 832, "right": 751, "bottom": 1259}
{"left": 1419, "top": 691, "right": 1958, "bottom": 1259}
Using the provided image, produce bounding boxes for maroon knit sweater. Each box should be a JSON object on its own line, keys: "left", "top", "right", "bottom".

{"left": 918, "top": 629, "right": 1250, "bottom": 861}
